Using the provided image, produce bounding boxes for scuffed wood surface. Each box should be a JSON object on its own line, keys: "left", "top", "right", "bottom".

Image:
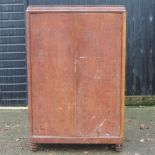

{"left": 27, "top": 6, "right": 126, "bottom": 144}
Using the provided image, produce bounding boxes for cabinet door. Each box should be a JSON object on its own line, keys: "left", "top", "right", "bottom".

{"left": 75, "top": 13, "right": 123, "bottom": 137}
{"left": 29, "top": 13, "right": 76, "bottom": 136}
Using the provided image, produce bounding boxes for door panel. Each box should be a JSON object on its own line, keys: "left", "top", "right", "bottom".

{"left": 75, "top": 13, "right": 122, "bottom": 136}
{"left": 30, "top": 13, "right": 76, "bottom": 136}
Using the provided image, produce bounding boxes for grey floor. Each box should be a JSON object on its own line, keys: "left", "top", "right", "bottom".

{"left": 0, "top": 107, "right": 155, "bottom": 155}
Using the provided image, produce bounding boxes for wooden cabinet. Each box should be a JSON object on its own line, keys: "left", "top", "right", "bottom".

{"left": 26, "top": 6, "right": 126, "bottom": 151}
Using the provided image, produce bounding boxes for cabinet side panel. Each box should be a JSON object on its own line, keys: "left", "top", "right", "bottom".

{"left": 30, "top": 13, "right": 76, "bottom": 136}
{"left": 27, "top": 12, "right": 33, "bottom": 136}
{"left": 76, "top": 13, "right": 123, "bottom": 137}
{"left": 121, "top": 12, "right": 126, "bottom": 137}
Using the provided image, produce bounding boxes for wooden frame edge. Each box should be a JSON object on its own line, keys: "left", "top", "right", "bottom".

{"left": 31, "top": 136, "right": 123, "bottom": 144}
{"left": 121, "top": 12, "right": 127, "bottom": 137}
{"left": 26, "top": 11, "right": 33, "bottom": 136}
{"left": 26, "top": 5, "right": 126, "bottom": 13}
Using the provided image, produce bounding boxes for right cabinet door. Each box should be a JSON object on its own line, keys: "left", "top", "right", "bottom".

{"left": 75, "top": 13, "right": 123, "bottom": 137}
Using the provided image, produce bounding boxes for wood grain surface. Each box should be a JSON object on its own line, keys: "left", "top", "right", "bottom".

{"left": 27, "top": 6, "right": 126, "bottom": 144}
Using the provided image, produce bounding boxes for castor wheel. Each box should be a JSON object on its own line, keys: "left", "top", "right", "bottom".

{"left": 31, "top": 143, "right": 38, "bottom": 152}
{"left": 114, "top": 144, "right": 123, "bottom": 152}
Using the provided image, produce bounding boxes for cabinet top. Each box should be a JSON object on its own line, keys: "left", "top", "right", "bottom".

{"left": 27, "top": 6, "right": 126, "bottom": 13}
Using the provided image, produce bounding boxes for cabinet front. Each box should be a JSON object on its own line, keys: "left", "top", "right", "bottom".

{"left": 29, "top": 12, "right": 123, "bottom": 137}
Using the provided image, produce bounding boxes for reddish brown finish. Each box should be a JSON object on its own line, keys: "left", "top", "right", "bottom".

{"left": 27, "top": 6, "right": 126, "bottom": 147}
{"left": 75, "top": 13, "right": 122, "bottom": 137}
{"left": 31, "top": 136, "right": 123, "bottom": 144}
{"left": 29, "top": 13, "right": 76, "bottom": 136}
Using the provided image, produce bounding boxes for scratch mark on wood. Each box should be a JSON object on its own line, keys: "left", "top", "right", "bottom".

{"left": 90, "top": 116, "right": 96, "bottom": 122}
{"left": 94, "top": 119, "right": 106, "bottom": 132}
{"left": 79, "top": 56, "right": 86, "bottom": 59}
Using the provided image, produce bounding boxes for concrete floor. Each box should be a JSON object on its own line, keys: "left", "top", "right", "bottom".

{"left": 0, "top": 107, "right": 155, "bottom": 155}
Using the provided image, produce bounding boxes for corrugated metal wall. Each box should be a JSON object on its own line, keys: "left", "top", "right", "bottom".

{"left": 0, "top": 0, "right": 155, "bottom": 106}
{"left": 0, "top": 0, "right": 27, "bottom": 106}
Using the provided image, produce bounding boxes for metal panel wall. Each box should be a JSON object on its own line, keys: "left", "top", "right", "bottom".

{"left": 0, "top": 0, "right": 27, "bottom": 106}
{"left": 0, "top": 0, "right": 155, "bottom": 106}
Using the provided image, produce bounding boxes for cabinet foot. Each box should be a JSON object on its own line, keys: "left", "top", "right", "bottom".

{"left": 114, "top": 144, "right": 123, "bottom": 152}
{"left": 31, "top": 143, "right": 38, "bottom": 152}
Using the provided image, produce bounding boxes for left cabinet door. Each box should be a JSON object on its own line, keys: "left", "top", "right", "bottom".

{"left": 28, "top": 13, "right": 76, "bottom": 136}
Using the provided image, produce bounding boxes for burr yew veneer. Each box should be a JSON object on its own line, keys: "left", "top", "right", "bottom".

{"left": 26, "top": 6, "right": 126, "bottom": 151}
